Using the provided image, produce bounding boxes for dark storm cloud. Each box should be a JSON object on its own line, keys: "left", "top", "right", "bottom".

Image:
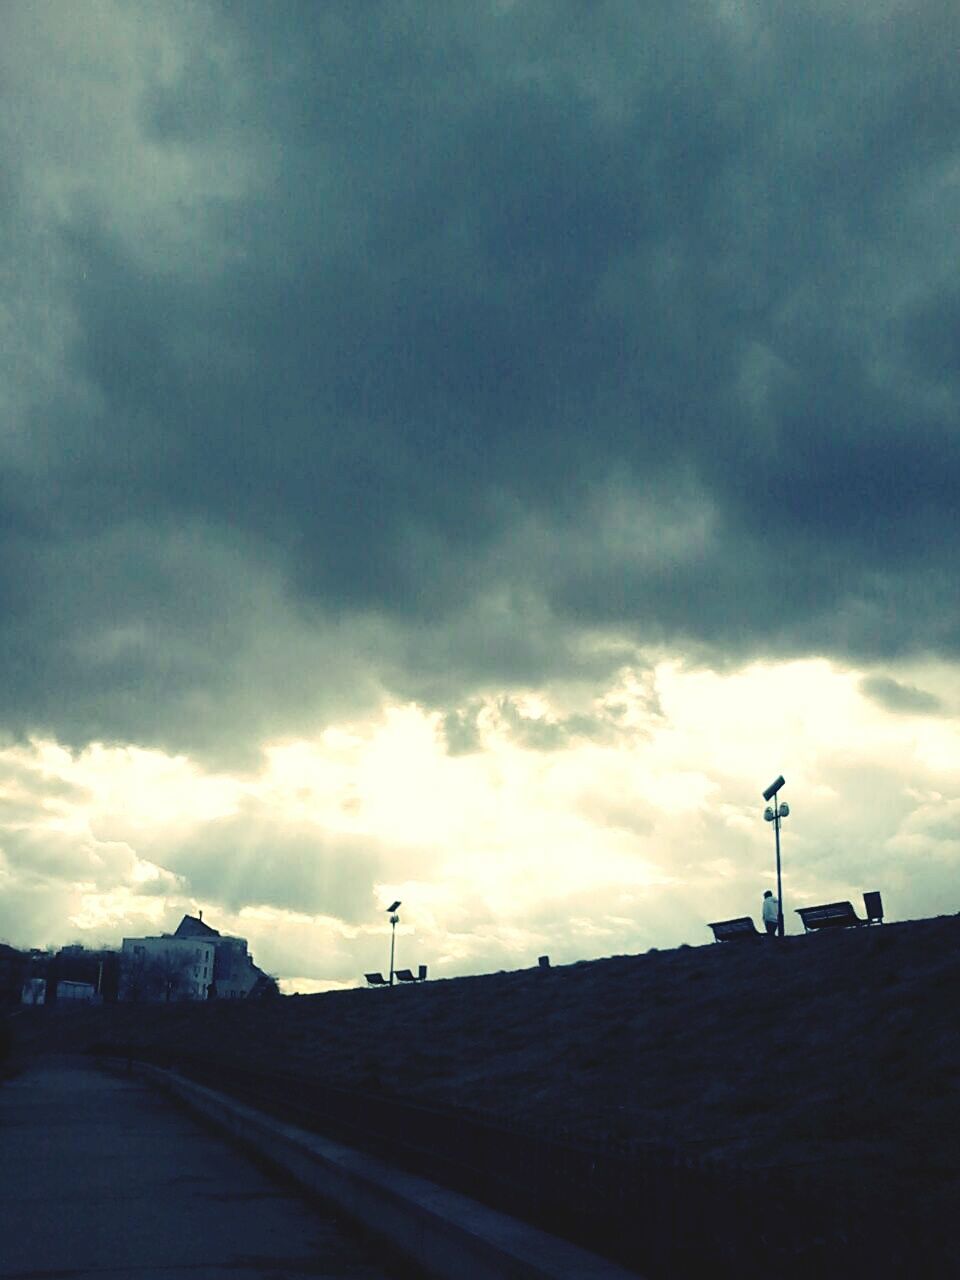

{"left": 0, "top": 826, "right": 135, "bottom": 888}
{"left": 440, "top": 705, "right": 484, "bottom": 757}
{"left": 2, "top": 1, "right": 959, "bottom": 756}
{"left": 859, "top": 674, "right": 944, "bottom": 716}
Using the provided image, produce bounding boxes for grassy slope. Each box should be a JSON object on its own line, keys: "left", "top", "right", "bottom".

{"left": 9, "top": 914, "right": 960, "bottom": 1232}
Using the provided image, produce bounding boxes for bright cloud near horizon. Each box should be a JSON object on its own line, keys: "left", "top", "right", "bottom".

{"left": 1, "top": 2, "right": 958, "bottom": 990}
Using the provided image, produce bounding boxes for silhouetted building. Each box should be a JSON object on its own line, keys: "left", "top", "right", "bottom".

{"left": 49, "top": 946, "right": 120, "bottom": 1003}
{"left": 0, "top": 943, "right": 29, "bottom": 1006}
{"left": 173, "top": 914, "right": 277, "bottom": 1000}
{"left": 56, "top": 980, "right": 97, "bottom": 1003}
{"left": 119, "top": 934, "right": 215, "bottom": 1002}
{"left": 21, "top": 976, "right": 46, "bottom": 1005}
{"left": 119, "top": 915, "right": 277, "bottom": 1003}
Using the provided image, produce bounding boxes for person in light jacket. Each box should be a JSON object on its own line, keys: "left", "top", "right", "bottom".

{"left": 762, "top": 890, "right": 779, "bottom": 936}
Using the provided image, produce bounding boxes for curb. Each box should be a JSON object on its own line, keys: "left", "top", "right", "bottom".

{"left": 130, "top": 1062, "right": 643, "bottom": 1280}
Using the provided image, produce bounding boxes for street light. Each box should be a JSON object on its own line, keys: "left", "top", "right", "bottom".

{"left": 762, "top": 776, "right": 790, "bottom": 937}
{"left": 386, "top": 901, "right": 401, "bottom": 985}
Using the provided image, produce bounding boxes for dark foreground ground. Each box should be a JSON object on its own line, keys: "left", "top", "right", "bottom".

{"left": 6, "top": 914, "right": 960, "bottom": 1266}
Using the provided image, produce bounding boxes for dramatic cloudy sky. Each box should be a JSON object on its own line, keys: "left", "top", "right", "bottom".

{"left": 2, "top": 1, "right": 958, "bottom": 990}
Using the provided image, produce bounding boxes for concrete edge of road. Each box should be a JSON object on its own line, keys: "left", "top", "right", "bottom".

{"left": 124, "top": 1061, "right": 642, "bottom": 1280}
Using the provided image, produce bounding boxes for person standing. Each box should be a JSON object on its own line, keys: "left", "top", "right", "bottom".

{"left": 762, "top": 890, "right": 779, "bottom": 936}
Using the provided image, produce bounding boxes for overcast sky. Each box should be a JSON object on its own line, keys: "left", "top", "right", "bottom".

{"left": 1, "top": 1, "right": 958, "bottom": 990}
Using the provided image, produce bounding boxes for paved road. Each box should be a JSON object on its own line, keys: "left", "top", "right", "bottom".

{"left": 0, "top": 1061, "right": 395, "bottom": 1279}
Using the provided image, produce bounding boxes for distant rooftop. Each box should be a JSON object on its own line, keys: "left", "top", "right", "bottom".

{"left": 173, "top": 914, "right": 221, "bottom": 939}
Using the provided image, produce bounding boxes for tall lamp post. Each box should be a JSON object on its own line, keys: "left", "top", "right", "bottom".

{"left": 386, "top": 900, "right": 401, "bottom": 985}
{"left": 762, "top": 776, "right": 790, "bottom": 937}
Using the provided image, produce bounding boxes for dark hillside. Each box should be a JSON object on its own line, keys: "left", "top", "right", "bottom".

{"left": 9, "top": 914, "right": 960, "bottom": 1267}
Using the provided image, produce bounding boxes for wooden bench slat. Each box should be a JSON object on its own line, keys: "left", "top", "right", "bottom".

{"left": 795, "top": 901, "right": 864, "bottom": 932}
{"left": 708, "top": 917, "right": 761, "bottom": 942}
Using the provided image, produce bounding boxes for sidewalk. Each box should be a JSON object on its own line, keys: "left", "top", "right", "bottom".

{"left": 0, "top": 1060, "right": 393, "bottom": 1280}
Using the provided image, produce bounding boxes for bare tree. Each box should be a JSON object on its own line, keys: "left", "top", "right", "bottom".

{"left": 152, "top": 949, "right": 194, "bottom": 1002}
{"left": 119, "top": 950, "right": 150, "bottom": 1003}
{"left": 120, "top": 947, "right": 196, "bottom": 1002}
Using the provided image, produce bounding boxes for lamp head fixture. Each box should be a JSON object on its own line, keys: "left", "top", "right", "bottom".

{"left": 763, "top": 806, "right": 775, "bottom": 822}
{"left": 762, "top": 775, "right": 785, "bottom": 802}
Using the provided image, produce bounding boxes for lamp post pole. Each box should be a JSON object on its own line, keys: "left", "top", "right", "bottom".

{"left": 386, "top": 901, "right": 401, "bottom": 986}
{"left": 762, "top": 776, "right": 789, "bottom": 938}
{"left": 774, "top": 802, "right": 784, "bottom": 937}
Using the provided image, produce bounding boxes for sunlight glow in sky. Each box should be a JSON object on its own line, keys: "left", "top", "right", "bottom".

{"left": 2, "top": 657, "right": 957, "bottom": 989}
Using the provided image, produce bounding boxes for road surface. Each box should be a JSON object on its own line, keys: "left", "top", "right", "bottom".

{"left": 0, "top": 1060, "right": 395, "bottom": 1279}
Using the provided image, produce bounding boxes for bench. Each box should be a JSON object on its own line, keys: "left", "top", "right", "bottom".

{"left": 364, "top": 972, "right": 389, "bottom": 986}
{"left": 795, "top": 901, "right": 864, "bottom": 932}
{"left": 796, "top": 891, "right": 884, "bottom": 932}
{"left": 395, "top": 965, "right": 428, "bottom": 983}
{"left": 707, "top": 917, "right": 762, "bottom": 942}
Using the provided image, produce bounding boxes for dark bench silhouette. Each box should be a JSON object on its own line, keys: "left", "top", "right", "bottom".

{"left": 796, "top": 901, "right": 863, "bottom": 931}
{"left": 796, "top": 892, "right": 883, "bottom": 933}
{"left": 707, "top": 917, "right": 762, "bottom": 942}
{"left": 395, "top": 965, "right": 428, "bottom": 983}
{"left": 364, "top": 972, "right": 389, "bottom": 986}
